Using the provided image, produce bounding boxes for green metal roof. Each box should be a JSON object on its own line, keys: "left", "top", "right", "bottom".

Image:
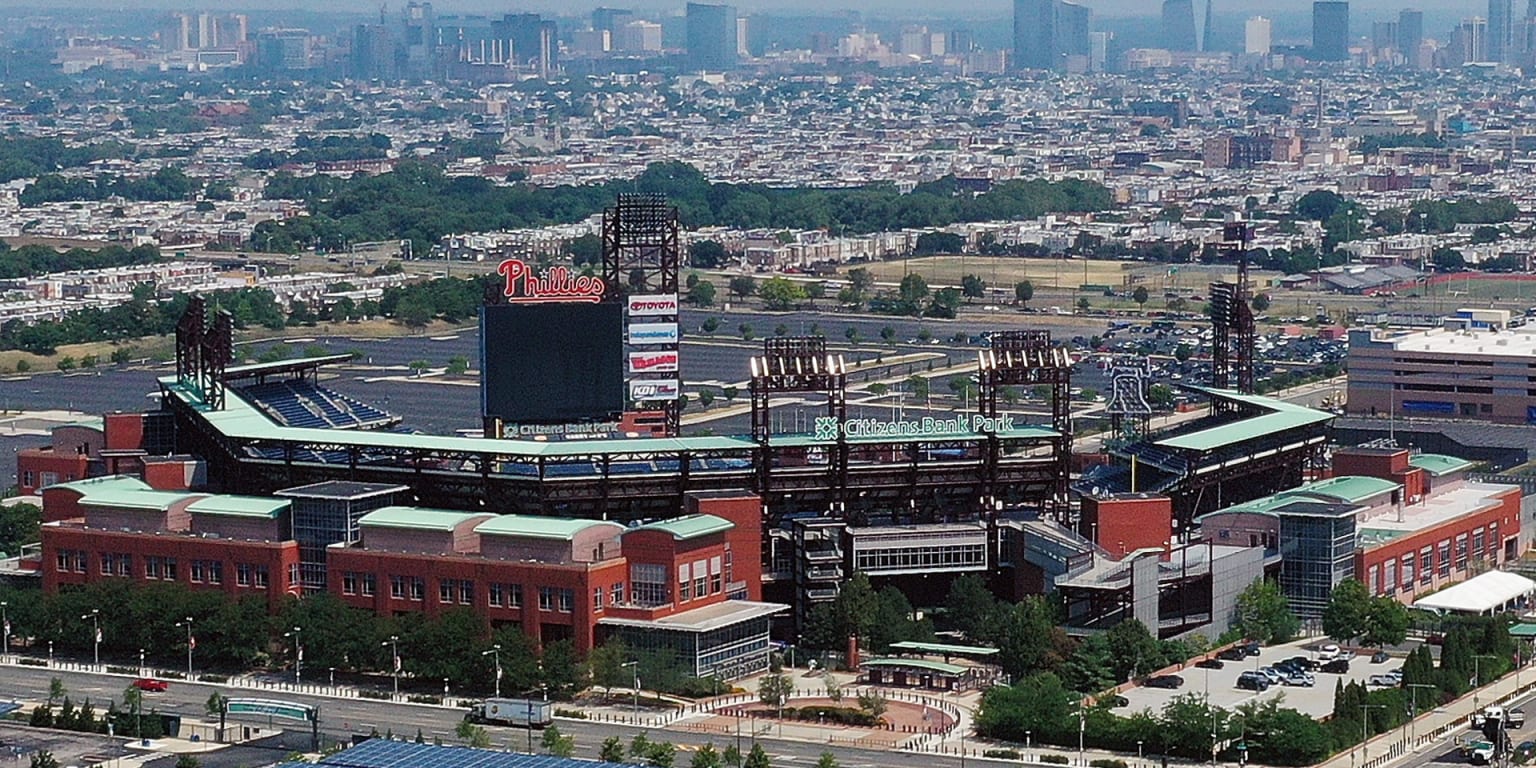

{"left": 223, "top": 354, "right": 354, "bottom": 378}
{"left": 888, "top": 640, "right": 999, "bottom": 657}
{"left": 1509, "top": 623, "right": 1536, "bottom": 638}
{"left": 1409, "top": 453, "right": 1476, "bottom": 477}
{"left": 474, "top": 514, "right": 623, "bottom": 541}
{"left": 633, "top": 514, "right": 733, "bottom": 540}
{"left": 44, "top": 474, "right": 151, "bottom": 496}
{"left": 860, "top": 657, "right": 968, "bottom": 675}
{"left": 1153, "top": 388, "right": 1334, "bottom": 453}
{"left": 1296, "top": 475, "right": 1399, "bottom": 504}
{"left": 60, "top": 417, "right": 104, "bottom": 431}
{"left": 768, "top": 425, "right": 1057, "bottom": 449}
{"left": 186, "top": 495, "right": 291, "bottom": 519}
{"left": 358, "top": 506, "right": 488, "bottom": 532}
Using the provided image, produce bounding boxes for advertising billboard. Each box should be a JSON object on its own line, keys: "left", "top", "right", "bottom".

{"left": 629, "top": 379, "right": 681, "bottom": 401}
{"left": 495, "top": 259, "right": 605, "bottom": 304}
{"left": 628, "top": 323, "right": 679, "bottom": 345}
{"left": 628, "top": 351, "right": 680, "bottom": 374}
{"left": 627, "top": 294, "right": 680, "bottom": 316}
{"left": 481, "top": 303, "right": 624, "bottom": 424}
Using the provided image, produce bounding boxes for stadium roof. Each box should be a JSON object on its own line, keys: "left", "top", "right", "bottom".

{"left": 768, "top": 425, "right": 1058, "bottom": 448}
{"left": 186, "top": 495, "right": 290, "bottom": 519}
{"left": 1153, "top": 388, "right": 1333, "bottom": 453}
{"left": 1412, "top": 571, "right": 1536, "bottom": 615}
{"left": 888, "top": 640, "right": 999, "bottom": 657}
{"left": 632, "top": 514, "right": 733, "bottom": 540}
{"left": 271, "top": 737, "right": 646, "bottom": 768}
{"left": 859, "top": 657, "right": 968, "bottom": 675}
{"left": 358, "top": 507, "right": 488, "bottom": 532}
{"left": 475, "top": 514, "right": 623, "bottom": 541}
{"left": 222, "top": 354, "right": 354, "bottom": 379}
{"left": 1409, "top": 453, "right": 1477, "bottom": 477}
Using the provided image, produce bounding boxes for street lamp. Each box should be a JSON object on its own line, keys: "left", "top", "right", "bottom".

{"left": 1, "top": 600, "right": 9, "bottom": 662}
{"left": 1406, "top": 683, "right": 1436, "bottom": 748}
{"left": 81, "top": 609, "right": 100, "bottom": 667}
{"left": 1077, "top": 703, "right": 1086, "bottom": 767}
{"left": 1473, "top": 654, "right": 1498, "bottom": 708}
{"left": 482, "top": 644, "right": 502, "bottom": 699}
{"left": 175, "top": 617, "right": 194, "bottom": 679}
{"left": 1356, "top": 703, "right": 1385, "bottom": 768}
{"left": 139, "top": 647, "right": 146, "bottom": 676}
{"left": 284, "top": 626, "right": 302, "bottom": 685}
{"left": 622, "top": 660, "right": 640, "bottom": 716}
{"left": 383, "top": 635, "right": 401, "bottom": 697}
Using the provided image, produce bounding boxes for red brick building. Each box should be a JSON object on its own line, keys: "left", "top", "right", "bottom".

{"left": 40, "top": 476, "right": 301, "bottom": 610}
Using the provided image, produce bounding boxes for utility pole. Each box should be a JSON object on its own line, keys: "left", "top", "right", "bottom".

{"left": 1407, "top": 683, "right": 1435, "bottom": 748}
{"left": 1357, "top": 703, "right": 1385, "bottom": 768}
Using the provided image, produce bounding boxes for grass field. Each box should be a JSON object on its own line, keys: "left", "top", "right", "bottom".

{"left": 858, "top": 255, "right": 1283, "bottom": 295}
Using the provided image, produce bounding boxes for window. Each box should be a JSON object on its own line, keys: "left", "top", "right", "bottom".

{"left": 611, "top": 583, "right": 623, "bottom": 606}
{"left": 1455, "top": 534, "right": 1469, "bottom": 570}
{"left": 409, "top": 578, "right": 424, "bottom": 601}
{"left": 191, "top": 560, "right": 205, "bottom": 583}
{"left": 207, "top": 560, "right": 222, "bottom": 585}
{"left": 253, "top": 566, "right": 270, "bottom": 588}
{"left": 440, "top": 581, "right": 454, "bottom": 604}
{"left": 1439, "top": 540, "right": 1453, "bottom": 577}
{"left": 392, "top": 575, "right": 406, "bottom": 599}
{"left": 164, "top": 558, "right": 177, "bottom": 581}
{"left": 539, "top": 586, "right": 555, "bottom": 611}
{"left": 40, "top": 471, "right": 58, "bottom": 487}
{"left": 1419, "top": 547, "right": 1433, "bottom": 584}
{"left": 459, "top": 581, "right": 474, "bottom": 605}
{"left": 361, "top": 573, "right": 376, "bottom": 596}
{"left": 117, "top": 554, "right": 131, "bottom": 576}
{"left": 489, "top": 583, "right": 504, "bottom": 607}
{"left": 288, "top": 563, "right": 299, "bottom": 588}
{"left": 1473, "top": 527, "right": 1486, "bottom": 559}
{"left": 679, "top": 562, "right": 692, "bottom": 602}
{"left": 594, "top": 587, "right": 604, "bottom": 612}
{"left": 343, "top": 573, "right": 359, "bottom": 595}
{"left": 73, "top": 551, "right": 85, "bottom": 573}
{"left": 57, "top": 551, "right": 70, "bottom": 571}
{"left": 101, "top": 554, "right": 113, "bottom": 575}
{"left": 1384, "top": 559, "right": 1397, "bottom": 595}
{"left": 1368, "top": 563, "right": 1380, "bottom": 594}
{"left": 725, "top": 547, "right": 734, "bottom": 582}
{"left": 1401, "top": 554, "right": 1415, "bottom": 591}
{"left": 630, "top": 563, "right": 668, "bottom": 607}
{"left": 237, "top": 563, "right": 253, "bottom": 587}
{"left": 557, "top": 588, "right": 573, "bottom": 613}
{"left": 508, "top": 583, "right": 522, "bottom": 608}
{"left": 693, "top": 558, "right": 708, "bottom": 601}
{"left": 710, "top": 555, "right": 723, "bottom": 595}
{"left": 146, "top": 556, "right": 162, "bottom": 579}
{"left": 22, "top": 470, "right": 34, "bottom": 488}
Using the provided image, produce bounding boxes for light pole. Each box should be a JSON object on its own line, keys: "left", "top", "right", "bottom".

{"left": 82, "top": 609, "right": 100, "bottom": 667}
{"left": 383, "top": 635, "right": 400, "bottom": 697}
{"left": 1356, "top": 703, "right": 1385, "bottom": 768}
{"left": 1407, "top": 683, "right": 1435, "bottom": 748}
{"left": 482, "top": 644, "right": 502, "bottom": 699}
{"left": 1138, "top": 740, "right": 1144, "bottom": 766}
{"left": 329, "top": 667, "right": 336, "bottom": 687}
{"left": 139, "top": 647, "right": 145, "bottom": 676}
{"left": 1077, "top": 703, "right": 1086, "bottom": 767}
{"left": 622, "top": 660, "right": 640, "bottom": 716}
{"left": 1474, "top": 654, "right": 1498, "bottom": 708}
{"left": 284, "top": 627, "right": 302, "bottom": 685}
{"left": 176, "top": 617, "right": 194, "bottom": 679}
{"left": 1, "top": 599, "right": 9, "bottom": 661}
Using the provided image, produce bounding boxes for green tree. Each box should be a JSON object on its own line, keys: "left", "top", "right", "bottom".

{"left": 396, "top": 296, "right": 433, "bottom": 328}
{"left": 1234, "top": 579, "right": 1301, "bottom": 644}
{"left": 1132, "top": 286, "right": 1149, "bottom": 307}
{"left": 897, "top": 273, "right": 929, "bottom": 315}
{"left": 600, "top": 736, "right": 627, "bottom": 762}
{"left": 944, "top": 574, "right": 997, "bottom": 641}
{"left": 1015, "top": 280, "right": 1034, "bottom": 307}
{"left": 566, "top": 233, "right": 602, "bottom": 266}
{"left": 843, "top": 326, "right": 860, "bottom": 344}
{"left": 646, "top": 741, "right": 676, "bottom": 768}
{"left": 961, "top": 274, "right": 986, "bottom": 301}
{"left": 1148, "top": 384, "right": 1174, "bottom": 409}
{"left": 757, "top": 277, "right": 807, "bottom": 311}
{"left": 690, "top": 240, "right": 728, "bottom": 268}
{"left": 688, "top": 279, "right": 718, "bottom": 307}
{"left": 630, "top": 734, "right": 653, "bottom": 762}
{"left": 722, "top": 744, "right": 743, "bottom": 768}
{"left": 738, "top": 323, "right": 754, "bottom": 341}
{"left": 1322, "top": 579, "right": 1372, "bottom": 643}
{"left": 814, "top": 753, "right": 839, "bottom": 768}
{"left": 588, "top": 640, "right": 630, "bottom": 695}
{"left": 743, "top": 744, "right": 772, "bottom": 768}
{"left": 542, "top": 725, "right": 575, "bottom": 757}
{"left": 174, "top": 756, "right": 201, "bottom": 768}
{"left": 907, "top": 375, "right": 930, "bottom": 400}
{"left": 690, "top": 743, "right": 724, "bottom": 768}
{"left": 1363, "top": 596, "right": 1410, "bottom": 648}
{"left": 204, "top": 691, "right": 226, "bottom": 716}
{"left": 1104, "top": 619, "right": 1162, "bottom": 681}
{"left": 445, "top": 355, "right": 468, "bottom": 375}
{"left": 856, "top": 689, "right": 887, "bottom": 719}
{"left": 56, "top": 356, "right": 75, "bottom": 371}
{"left": 1295, "top": 190, "right": 1345, "bottom": 221}
{"left": 1471, "top": 225, "right": 1501, "bottom": 244}
{"left": 29, "top": 751, "right": 59, "bottom": 768}
{"left": 758, "top": 673, "right": 792, "bottom": 708}
{"left": 701, "top": 317, "right": 720, "bottom": 334}
{"left": 1251, "top": 293, "right": 1272, "bottom": 313}
{"left": 728, "top": 276, "right": 757, "bottom": 300}
{"left": 1076, "top": 297, "right": 1090, "bottom": 312}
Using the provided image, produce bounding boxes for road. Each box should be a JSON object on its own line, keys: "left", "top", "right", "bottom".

{"left": 1, "top": 664, "right": 966, "bottom": 768}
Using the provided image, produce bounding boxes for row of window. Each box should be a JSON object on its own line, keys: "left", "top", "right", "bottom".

{"left": 364, "top": 575, "right": 579, "bottom": 614}
{"left": 1369, "top": 523, "right": 1500, "bottom": 596}
{"left": 23, "top": 470, "right": 70, "bottom": 490}
{"left": 75, "top": 550, "right": 276, "bottom": 589}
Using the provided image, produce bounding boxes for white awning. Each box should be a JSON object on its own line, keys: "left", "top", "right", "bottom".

{"left": 1413, "top": 571, "right": 1536, "bottom": 615}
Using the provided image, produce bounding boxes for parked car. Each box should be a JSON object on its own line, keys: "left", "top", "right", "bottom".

{"left": 1218, "top": 646, "right": 1247, "bottom": 662}
{"left": 1237, "top": 671, "right": 1271, "bottom": 691}
{"left": 1243, "top": 641, "right": 1262, "bottom": 657}
{"left": 132, "top": 678, "right": 168, "bottom": 692}
{"left": 1318, "top": 644, "right": 1342, "bottom": 660}
{"left": 1512, "top": 709, "right": 1527, "bottom": 729}
{"left": 1371, "top": 650, "right": 1391, "bottom": 664}
{"left": 1286, "top": 656, "right": 1319, "bottom": 671}
{"left": 1321, "top": 658, "right": 1351, "bottom": 674}
{"left": 1282, "top": 671, "right": 1315, "bottom": 687}
{"left": 1196, "top": 658, "right": 1225, "bottom": 670}
{"left": 1368, "top": 674, "right": 1399, "bottom": 687}
{"left": 1257, "top": 667, "right": 1283, "bottom": 684}
{"left": 1145, "top": 675, "right": 1185, "bottom": 690}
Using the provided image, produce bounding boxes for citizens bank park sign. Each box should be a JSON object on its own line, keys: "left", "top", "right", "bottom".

{"left": 496, "top": 259, "right": 605, "bottom": 303}
{"left": 628, "top": 351, "right": 680, "bottom": 373}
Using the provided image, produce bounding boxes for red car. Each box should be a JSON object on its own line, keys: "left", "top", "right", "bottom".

{"left": 132, "top": 678, "right": 169, "bottom": 692}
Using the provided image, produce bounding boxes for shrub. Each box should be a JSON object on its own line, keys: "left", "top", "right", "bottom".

{"left": 19, "top": 658, "right": 47, "bottom": 667}
{"left": 406, "top": 695, "right": 441, "bottom": 705}
{"left": 358, "top": 690, "right": 392, "bottom": 700}
{"left": 106, "top": 666, "right": 137, "bottom": 675}
{"left": 198, "top": 674, "right": 228, "bottom": 684}
{"left": 1092, "top": 760, "right": 1129, "bottom": 768}
{"left": 1041, "top": 755, "right": 1071, "bottom": 765}
{"left": 984, "top": 749, "right": 1021, "bottom": 759}
{"left": 160, "top": 671, "right": 186, "bottom": 680}
{"left": 554, "top": 708, "right": 587, "bottom": 719}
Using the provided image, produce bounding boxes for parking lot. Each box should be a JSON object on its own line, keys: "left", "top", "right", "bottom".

{"left": 0, "top": 720, "right": 133, "bottom": 767}
{"left": 1117, "top": 639, "right": 1405, "bottom": 718}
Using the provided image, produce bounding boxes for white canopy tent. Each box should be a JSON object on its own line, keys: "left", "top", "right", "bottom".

{"left": 1412, "top": 571, "right": 1536, "bottom": 616}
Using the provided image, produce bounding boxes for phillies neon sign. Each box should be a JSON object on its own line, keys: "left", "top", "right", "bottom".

{"left": 496, "top": 259, "right": 605, "bottom": 304}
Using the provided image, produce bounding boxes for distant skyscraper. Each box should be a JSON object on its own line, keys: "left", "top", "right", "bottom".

{"left": 1161, "top": 0, "right": 1197, "bottom": 51}
{"left": 686, "top": 2, "right": 737, "bottom": 71}
{"left": 1371, "top": 21, "right": 1398, "bottom": 52}
{"left": 401, "top": 2, "right": 435, "bottom": 78}
{"left": 1489, "top": 0, "right": 1514, "bottom": 62}
{"left": 493, "top": 14, "right": 558, "bottom": 76}
{"left": 1013, "top": 0, "right": 1089, "bottom": 70}
{"left": 1245, "top": 16, "right": 1272, "bottom": 54}
{"left": 1458, "top": 16, "right": 1489, "bottom": 62}
{"left": 592, "top": 7, "right": 632, "bottom": 34}
{"left": 1312, "top": 1, "right": 1349, "bottom": 61}
{"left": 352, "top": 24, "right": 396, "bottom": 79}
{"left": 1202, "top": 0, "right": 1214, "bottom": 51}
{"left": 1397, "top": 9, "right": 1424, "bottom": 58}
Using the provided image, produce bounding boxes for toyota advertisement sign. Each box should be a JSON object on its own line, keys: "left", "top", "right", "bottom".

{"left": 627, "top": 294, "right": 679, "bottom": 317}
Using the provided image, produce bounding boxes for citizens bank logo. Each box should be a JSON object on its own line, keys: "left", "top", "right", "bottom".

{"left": 813, "top": 414, "right": 1017, "bottom": 440}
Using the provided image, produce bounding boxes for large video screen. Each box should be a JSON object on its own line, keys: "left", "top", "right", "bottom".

{"left": 480, "top": 303, "right": 624, "bottom": 425}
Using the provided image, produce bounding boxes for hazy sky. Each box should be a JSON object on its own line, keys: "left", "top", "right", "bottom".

{"left": 0, "top": 0, "right": 1493, "bottom": 17}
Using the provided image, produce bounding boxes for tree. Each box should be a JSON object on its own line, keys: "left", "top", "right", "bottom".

{"left": 702, "top": 317, "right": 720, "bottom": 333}
{"left": 815, "top": 753, "right": 839, "bottom": 768}
{"left": 589, "top": 641, "right": 629, "bottom": 695}
{"left": 690, "top": 240, "right": 728, "bottom": 268}
{"left": 48, "top": 677, "right": 65, "bottom": 706}
{"left": 56, "top": 356, "right": 75, "bottom": 371}
{"left": 728, "top": 276, "right": 756, "bottom": 300}
{"left": 646, "top": 742, "right": 676, "bottom": 768}
{"left": 396, "top": 296, "right": 433, "bottom": 328}
{"left": 29, "top": 751, "right": 59, "bottom": 768}
{"left": 1104, "top": 619, "right": 1162, "bottom": 681}
{"left": 542, "top": 725, "right": 575, "bottom": 757}
{"left": 1076, "top": 297, "right": 1090, "bottom": 312}
{"left": 914, "top": 232, "right": 965, "bottom": 255}
{"left": 880, "top": 326, "right": 896, "bottom": 344}
{"left": 843, "top": 326, "right": 860, "bottom": 344}
{"left": 690, "top": 743, "right": 724, "bottom": 768}
{"left": 1432, "top": 248, "right": 1466, "bottom": 272}
{"left": 1471, "top": 225, "right": 1501, "bottom": 244}
{"left": 1322, "top": 579, "right": 1372, "bottom": 643}
{"left": 757, "top": 277, "right": 807, "bottom": 311}
{"left": 758, "top": 673, "right": 792, "bottom": 708}
{"left": 856, "top": 689, "right": 888, "bottom": 720}
{"left": 174, "top": 756, "right": 201, "bottom": 768}
{"left": 738, "top": 323, "right": 754, "bottom": 341}
{"left": 1234, "top": 579, "right": 1300, "bottom": 644}
{"left": 688, "top": 279, "right": 718, "bottom": 307}
{"left": 1174, "top": 343, "right": 1192, "bottom": 362}
{"left": 744, "top": 744, "right": 772, "bottom": 768}
{"left": 1295, "top": 190, "right": 1345, "bottom": 221}
{"left": 907, "top": 375, "right": 930, "bottom": 400}
{"left": 1132, "top": 286, "right": 1149, "bottom": 307}
{"left": 631, "top": 734, "right": 654, "bottom": 762}
{"left": 722, "top": 744, "right": 743, "bottom": 768}
{"left": 600, "top": 736, "right": 627, "bottom": 762}
{"left": 445, "top": 355, "right": 468, "bottom": 375}
{"left": 867, "top": 382, "right": 889, "bottom": 397}
{"left": 961, "top": 274, "right": 986, "bottom": 301}
{"left": 1148, "top": 384, "right": 1174, "bottom": 409}
{"left": 848, "top": 268, "right": 875, "bottom": 298}
{"left": 1251, "top": 293, "right": 1272, "bottom": 313}
{"left": 1015, "top": 280, "right": 1034, "bottom": 307}
{"left": 1363, "top": 597, "right": 1410, "bottom": 648}
{"left": 204, "top": 691, "right": 226, "bottom": 716}
{"left": 897, "top": 273, "right": 929, "bottom": 315}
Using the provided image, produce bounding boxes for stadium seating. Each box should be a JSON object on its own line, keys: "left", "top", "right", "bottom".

{"left": 238, "top": 379, "right": 395, "bottom": 430}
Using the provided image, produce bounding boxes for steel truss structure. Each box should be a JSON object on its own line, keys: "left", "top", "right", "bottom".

{"left": 977, "top": 331, "right": 1073, "bottom": 510}
{"left": 1209, "top": 222, "right": 1257, "bottom": 394}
